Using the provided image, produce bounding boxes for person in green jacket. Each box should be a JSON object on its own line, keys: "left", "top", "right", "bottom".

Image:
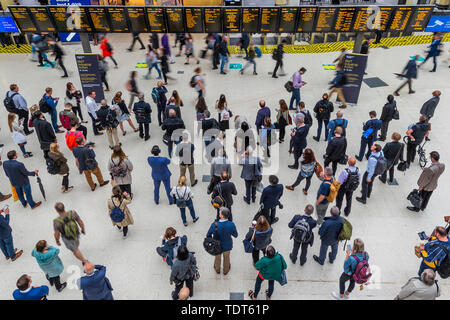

{"left": 248, "top": 245, "right": 287, "bottom": 300}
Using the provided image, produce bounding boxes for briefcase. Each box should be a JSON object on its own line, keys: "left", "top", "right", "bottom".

{"left": 407, "top": 189, "right": 422, "bottom": 209}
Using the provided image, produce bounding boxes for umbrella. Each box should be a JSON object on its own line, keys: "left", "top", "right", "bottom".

{"left": 36, "top": 176, "right": 46, "bottom": 201}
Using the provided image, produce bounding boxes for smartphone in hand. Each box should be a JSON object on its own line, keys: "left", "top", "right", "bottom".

{"left": 347, "top": 244, "right": 352, "bottom": 251}
{"left": 418, "top": 232, "right": 427, "bottom": 241}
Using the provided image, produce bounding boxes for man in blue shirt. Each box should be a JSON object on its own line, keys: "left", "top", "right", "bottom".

{"left": 313, "top": 206, "right": 343, "bottom": 265}
{"left": 355, "top": 110, "right": 382, "bottom": 161}
{"left": 147, "top": 145, "right": 173, "bottom": 205}
{"left": 206, "top": 207, "right": 238, "bottom": 275}
{"left": 0, "top": 206, "right": 23, "bottom": 261}
{"left": 315, "top": 167, "right": 334, "bottom": 225}
{"left": 43, "top": 87, "right": 64, "bottom": 133}
{"left": 260, "top": 175, "right": 283, "bottom": 224}
{"left": 394, "top": 55, "right": 418, "bottom": 96}
{"left": 288, "top": 204, "right": 317, "bottom": 266}
{"left": 356, "top": 144, "right": 383, "bottom": 205}
{"left": 77, "top": 262, "right": 114, "bottom": 300}
{"left": 327, "top": 110, "right": 348, "bottom": 142}
{"left": 7, "top": 84, "right": 33, "bottom": 135}
{"left": 13, "top": 275, "right": 48, "bottom": 300}
{"left": 336, "top": 157, "right": 361, "bottom": 216}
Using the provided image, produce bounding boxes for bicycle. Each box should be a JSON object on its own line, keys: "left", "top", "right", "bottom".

{"left": 403, "top": 136, "right": 429, "bottom": 169}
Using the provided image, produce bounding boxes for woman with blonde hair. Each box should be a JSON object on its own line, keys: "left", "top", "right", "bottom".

{"left": 108, "top": 145, "right": 134, "bottom": 196}
{"left": 8, "top": 113, "right": 32, "bottom": 158}
{"left": 107, "top": 185, "right": 134, "bottom": 239}
{"left": 48, "top": 143, "right": 72, "bottom": 193}
{"left": 170, "top": 176, "right": 199, "bottom": 226}
{"left": 112, "top": 91, "right": 138, "bottom": 136}
{"left": 171, "top": 90, "right": 183, "bottom": 107}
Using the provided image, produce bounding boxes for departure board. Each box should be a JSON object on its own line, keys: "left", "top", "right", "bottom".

{"left": 278, "top": 7, "right": 297, "bottom": 33}
{"left": 371, "top": 7, "right": 394, "bottom": 31}
{"left": 165, "top": 7, "right": 184, "bottom": 33}
{"left": 126, "top": 7, "right": 148, "bottom": 33}
{"left": 204, "top": 7, "right": 221, "bottom": 33}
{"left": 88, "top": 7, "right": 110, "bottom": 32}
{"left": 242, "top": 7, "right": 259, "bottom": 33}
{"left": 315, "top": 7, "right": 337, "bottom": 32}
{"left": 10, "top": 7, "right": 37, "bottom": 32}
{"left": 107, "top": 7, "right": 129, "bottom": 32}
{"left": 296, "top": 7, "right": 317, "bottom": 32}
{"left": 29, "top": 7, "right": 55, "bottom": 32}
{"left": 389, "top": 6, "right": 413, "bottom": 31}
{"left": 334, "top": 7, "right": 356, "bottom": 32}
{"left": 185, "top": 7, "right": 203, "bottom": 33}
{"left": 352, "top": 7, "right": 370, "bottom": 32}
{"left": 223, "top": 7, "right": 240, "bottom": 33}
{"left": 259, "top": 7, "right": 279, "bottom": 33}
{"left": 67, "top": 6, "right": 92, "bottom": 32}
{"left": 147, "top": 7, "right": 166, "bottom": 32}
{"left": 406, "top": 6, "right": 433, "bottom": 32}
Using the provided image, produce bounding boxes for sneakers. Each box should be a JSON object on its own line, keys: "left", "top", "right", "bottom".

{"left": 100, "top": 181, "right": 110, "bottom": 187}
{"left": 331, "top": 292, "right": 345, "bottom": 300}
{"left": 57, "top": 282, "right": 67, "bottom": 292}
{"left": 193, "top": 217, "right": 199, "bottom": 223}
{"left": 355, "top": 197, "right": 366, "bottom": 204}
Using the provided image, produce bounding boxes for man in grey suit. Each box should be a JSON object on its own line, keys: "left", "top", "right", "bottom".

{"left": 240, "top": 147, "right": 262, "bottom": 204}
{"left": 420, "top": 91, "right": 441, "bottom": 120}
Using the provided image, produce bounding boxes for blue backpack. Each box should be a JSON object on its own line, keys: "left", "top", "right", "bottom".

{"left": 254, "top": 46, "right": 262, "bottom": 57}
{"left": 110, "top": 198, "right": 125, "bottom": 223}
{"left": 151, "top": 87, "right": 159, "bottom": 104}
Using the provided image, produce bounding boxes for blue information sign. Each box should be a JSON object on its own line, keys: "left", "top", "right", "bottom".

{"left": 0, "top": 16, "right": 19, "bottom": 33}
{"left": 425, "top": 16, "right": 450, "bottom": 32}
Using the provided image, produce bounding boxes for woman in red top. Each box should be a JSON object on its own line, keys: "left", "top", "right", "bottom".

{"left": 100, "top": 36, "right": 118, "bottom": 68}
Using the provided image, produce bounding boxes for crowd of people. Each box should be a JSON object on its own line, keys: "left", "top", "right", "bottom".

{"left": 0, "top": 32, "right": 448, "bottom": 301}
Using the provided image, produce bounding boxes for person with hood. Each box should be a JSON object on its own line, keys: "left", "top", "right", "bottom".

{"left": 378, "top": 95, "right": 397, "bottom": 141}
{"left": 420, "top": 91, "right": 441, "bottom": 120}
{"left": 169, "top": 245, "right": 197, "bottom": 300}
{"left": 157, "top": 227, "right": 188, "bottom": 267}
{"left": 100, "top": 35, "right": 118, "bottom": 68}
{"left": 31, "top": 240, "right": 67, "bottom": 293}
{"left": 328, "top": 64, "right": 347, "bottom": 109}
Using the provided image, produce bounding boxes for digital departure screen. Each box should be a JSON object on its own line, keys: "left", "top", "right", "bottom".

{"left": 223, "top": 7, "right": 240, "bottom": 33}
{"left": 67, "top": 6, "right": 92, "bottom": 32}
{"left": 278, "top": 7, "right": 297, "bottom": 33}
{"left": 185, "top": 7, "right": 203, "bottom": 33}
{"left": 259, "top": 7, "right": 279, "bottom": 33}
{"left": 334, "top": 7, "right": 356, "bottom": 32}
{"left": 147, "top": 7, "right": 166, "bottom": 33}
{"left": 107, "top": 7, "right": 129, "bottom": 32}
{"left": 165, "top": 7, "right": 184, "bottom": 33}
{"left": 10, "top": 7, "right": 37, "bottom": 32}
{"left": 204, "top": 7, "right": 221, "bottom": 33}
{"left": 29, "top": 7, "right": 55, "bottom": 32}
{"left": 242, "top": 7, "right": 259, "bottom": 33}
{"left": 352, "top": 7, "right": 371, "bottom": 32}
{"left": 389, "top": 6, "right": 413, "bottom": 31}
{"left": 126, "top": 7, "right": 148, "bottom": 33}
{"left": 406, "top": 6, "right": 433, "bottom": 32}
{"left": 88, "top": 7, "right": 110, "bottom": 32}
{"left": 315, "top": 7, "right": 337, "bottom": 32}
{"left": 371, "top": 6, "right": 394, "bottom": 31}
{"left": 296, "top": 7, "right": 317, "bottom": 32}
{"left": 47, "top": 6, "right": 71, "bottom": 32}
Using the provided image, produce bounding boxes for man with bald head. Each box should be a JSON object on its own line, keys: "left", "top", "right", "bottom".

{"left": 97, "top": 99, "right": 119, "bottom": 149}
{"left": 77, "top": 261, "right": 114, "bottom": 300}
{"left": 420, "top": 91, "right": 441, "bottom": 120}
{"left": 178, "top": 287, "right": 190, "bottom": 300}
{"left": 162, "top": 107, "right": 185, "bottom": 158}
{"left": 327, "top": 110, "right": 348, "bottom": 142}
{"left": 255, "top": 100, "right": 270, "bottom": 134}
{"left": 336, "top": 157, "right": 361, "bottom": 216}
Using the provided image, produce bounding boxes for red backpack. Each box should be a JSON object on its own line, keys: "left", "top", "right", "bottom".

{"left": 66, "top": 131, "right": 83, "bottom": 151}
{"left": 60, "top": 113, "right": 71, "bottom": 130}
{"left": 351, "top": 253, "right": 372, "bottom": 284}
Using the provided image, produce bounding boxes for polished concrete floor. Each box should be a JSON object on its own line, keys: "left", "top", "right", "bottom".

{"left": 0, "top": 33, "right": 449, "bottom": 300}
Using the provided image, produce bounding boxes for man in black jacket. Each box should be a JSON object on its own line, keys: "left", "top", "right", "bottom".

{"left": 133, "top": 93, "right": 152, "bottom": 141}
{"left": 48, "top": 39, "right": 68, "bottom": 78}
{"left": 96, "top": 100, "right": 119, "bottom": 149}
{"left": 154, "top": 81, "right": 168, "bottom": 126}
{"left": 162, "top": 109, "right": 185, "bottom": 158}
{"left": 288, "top": 204, "right": 316, "bottom": 266}
{"left": 313, "top": 93, "right": 334, "bottom": 142}
{"left": 289, "top": 117, "right": 310, "bottom": 169}
{"left": 405, "top": 115, "right": 430, "bottom": 167}
{"left": 33, "top": 111, "right": 56, "bottom": 159}
{"left": 324, "top": 127, "right": 347, "bottom": 175}
{"left": 379, "top": 132, "right": 404, "bottom": 184}
{"left": 212, "top": 171, "right": 237, "bottom": 221}
{"left": 272, "top": 40, "right": 287, "bottom": 79}
{"left": 378, "top": 95, "right": 397, "bottom": 141}
{"left": 420, "top": 91, "right": 441, "bottom": 120}
{"left": 201, "top": 110, "right": 220, "bottom": 147}
{"left": 218, "top": 36, "right": 230, "bottom": 75}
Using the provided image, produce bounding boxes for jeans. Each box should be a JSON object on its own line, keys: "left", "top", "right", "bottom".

{"left": 291, "top": 173, "right": 312, "bottom": 191}
{"left": 289, "top": 88, "right": 300, "bottom": 109}
{"left": 357, "top": 137, "right": 374, "bottom": 160}
{"left": 0, "top": 235, "right": 16, "bottom": 259}
{"left": 50, "top": 107, "right": 59, "bottom": 131}
{"left": 316, "top": 120, "right": 330, "bottom": 140}
{"left": 242, "top": 59, "right": 256, "bottom": 73}
{"left": 336, "top": 188, "right": 353, "bottom": 216}
{"left": 14, "top": 184, "right": 36, "bottom": 208}
{"left": 254, "top": 274, "right": 274, "bottom": 298}
{"left": 179, "top": 198, "right": 196, "bottom": 223}
{"left": 244, "top": 179, "right": 256, "bottom": 202}
{"left": 418, "top": 260, "right": 435, "bottom": 277}
{"left": 220, "top": 54, "right": 228, "bottom": 73}
{"left": 153, "top": 177, "right": 172, "bottom": 204}
{"left": 172, "top": 278, "right": 194, "bottom": 300}
{"left": 168, "top": 137, "right": 181, "bottom": 158}
{"left": 360, "top": 171, "right": 375, "bottom": 201}
{"left": 318, "top": 242, "right": 338, "bottom": 264}
{"left": 19, "top": 145, "right": 27, "bottom": 156}
{"left": 339, "top": 273, "right": 355, "bottom": 295}
{"left": 290, "top": 240, "right": 309, "bottom": 265}
{"left": 147, "top": 62, "right": 162, "bottom": 78}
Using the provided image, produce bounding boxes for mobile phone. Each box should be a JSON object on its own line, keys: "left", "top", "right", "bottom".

{"left": 418, "top": 232, "right": 427, "bottom": 241}
{"left": 347, "top": 244, "right": 351, "bottom": 251}
{"left": 2, "top": 205, "right": 8, "bottom": 212}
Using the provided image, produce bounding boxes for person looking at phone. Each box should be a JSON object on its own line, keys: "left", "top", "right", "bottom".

{"left": 417, "top": 226, "right": 449, "bottom": 277}
{"left": 0, "top": 205, "right": 23, "bottom": 261}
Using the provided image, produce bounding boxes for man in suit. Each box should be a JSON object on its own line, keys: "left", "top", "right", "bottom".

{"left": 0, "top": 206, "right": 23, "bottom": 261}
{"left": 260, "top": 175, "right": 283, "bottom": 224}
{"left": 206, "top": 207, "right": 238, "bottom": 275}
{"left": 13, "top": 275, "right": 48, "bottom": 300}
{"left": 201, "top": 110, "right": 220, "bottom": 147}
{"left": 77, "top": 262, "right": 114, "bottom": 300}
{"left": 288, "top": 117, "right": 310, "bottom": 169}
{"left": 355, "top": 110, "right": 382, "bottom": 161}
{"left": 420, "top": 91, "right": 441, "bottom": 120}
{"left": 211, "top": 171, "right": 237, "bottom": 221}
{"left": 33, "top": 110, "right": 56, "bottom": 159}
{"left": 3, "top": 150, "right": 41, "bottom": 210}
{"left": 394, "top": 55, "right": 418, "bottom": 96}
{"left": 288, "top": 204, "right": 317, "bottom": 266}
{"left": 324, "top": 126, "right": 347, "bottom": 176}
{"left": 240, "top": 147, "right": 262, "bottom": 204}
{"left": 313, "top": 206, "right": 343, "bottom": 265}
{"left": 419, "top": 34, "right": 443, "bottom": 72}
{"left": 147, "top": 145, "right": 173, "bottom": 205}
{"left": 378, "top": 95, "right": 397, "bottom": 141}
{"left": 408, "top": 151, "right": 445, "bottom": 212}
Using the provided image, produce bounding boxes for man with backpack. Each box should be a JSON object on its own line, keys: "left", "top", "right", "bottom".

{"left": 271, "top": 40, "right": 287, "bottom": 78}
{"left": 356, "top": 144, "right": 385, "bottom": 205}
{"left": 336, "top": 157, "right": 361, "bottom": 217}
{"left": 405, "top": 115, "right": 431, "bottom": 167}
{"left": 315, "top": 167, "right": 340, "bottom": 225}
{"left": 327, "top": 111, "right": 348, "bottom": 142}
{"left": 96, "top": 99, "right": 120, "bottom": 149}
{"left": 313, "top": 206, "right": 343, "bottom": 266}
{"left": 33, "top": 110, "right": 56, "bottom": 159}
{"left": 211, "top": 172, "right": 237, "bottom": 222}
{"left": 41, "top": 87, "right": 64, "bottom": 133}
{"left": 133, "top": 93, "right": 152, "bottom": 141}
{"left": 162, "top": 109, "right": 185, "bottom": 159}
{"left": 355, "top": 111, "right": 382, "bottom": 162}
{"left": 192, "top": 67, "right": 206, "bottom": 99}
{"left": 288, "top": 204, "right": 317, "bottom": 266}
{"left": 5, "top": 84, "right": 33, "bottom": 135}
{"left": 153, "top": 81, "right": 168, "bottom": 127}
{"left": 328, "top": 64, "right": 347, "bottom": 109}
{"left": 417, "top": 226, "right": 450, "bottom": 278}
{"left": 313, "top": 93, "right": 334, "bottom": 142}
{"left": 325, "top": 127, "right": 347, "bottom": 176}
{"left": 59, "top": 103, "right": 86, "bottom": 135}
{"left": 53, "top": 202, "right": 87, "bottom": 263}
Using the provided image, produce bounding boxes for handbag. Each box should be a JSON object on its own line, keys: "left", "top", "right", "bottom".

{"left": 392, "top": 105, "right": 400, "bottom": 120}
{"left": 284, "top": 81, "right": 293, "bottom": 93}
{"left": 397, "top": 161, "right": 407, "bottom": 172}
{"left": 243, "top": 228, "right": 256, "bottom": 253}
{"left": 339, "top": 155, "right": 349, "bottom": 165}
{"left": 389, "top": 144, "right": 404, "bottom": 171}
{"left": 314, "top": 162, "right": 323, "bottom": 178}
{"left": 407, "top": 189, "right": 422, "bottom": 209}
{"left": 203, "top": 222, "right": 222, "bottom": 256}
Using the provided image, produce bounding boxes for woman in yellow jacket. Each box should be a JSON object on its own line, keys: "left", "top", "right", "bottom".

{"left": 107, "top": 185, "right": 134, "bottom": 239}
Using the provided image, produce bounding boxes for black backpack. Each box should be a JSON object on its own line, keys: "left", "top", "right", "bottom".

{"left": 134, "top": 104, "right": 147, "bottom": 123}
{"left": 83, "top": 148, "right": 98, "bottom": 171}
{"left": 342, "top": 168, "right": 360, "bottom": 192}
{"left": 4, "top": 92, "right": 18, "bottom": 113}
{"left": 434, "top": 245, "right": 450, "bottom": 279}
{"left": 272, "top": 48, "right": 279, "bottom": 60}
{"left": 105, "top": 109, "right": 119, "bottom": 128}
{"left": 189, "top": 75, "right": 197, "bottom": 88}
{"left": 106, "top": 41, "right": 113, "bottom": 52}
{"left": 46, "top": 157, "right": 60, "bottom": 175}
{"left": 203, "top": 222, "right": 222, "bottom": 256}
{"left": 301, "top": 110, "right": 313, "bottom": 126}
{"left": 39, "top": 96, "right": 51, "bottom": 113}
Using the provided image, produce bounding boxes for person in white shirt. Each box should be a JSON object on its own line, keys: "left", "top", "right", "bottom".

{"left": 85, "top": 91, "right": 103, "bottom": 136}
{"left": 170, "top": 176, "right": 199, "bottom": 227}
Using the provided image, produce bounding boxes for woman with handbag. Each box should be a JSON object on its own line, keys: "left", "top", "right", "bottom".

{"left": 107, "top": 185, "right": 134, "bottom": 239}
{"left": 215, "top": 94, "right": 232, "bottom": 132}
{"left": 275, "top": 99, "right": 290, "bottom": 143}
{"left": 245, "top": 215, "right": 273, "bottom": 264}
{"left": 170, "top": 176, "right": 199, "bottom": 227}
{"left": 8, "top": 113, "right": 32, "bottom": 158}
{"left": 170, "top": 245, "right": 197, "bottom": 300}
{"left": 286, "top": 148, "right": 318, "bottom": 195}
{"left": 248, "top": 245, "right": 287, "bottom": 300}
{"left": 112, "top": 91, "right": 138, "bottom": 136}
{"left": 66, "top": 82, "right": 86, "bottom": 123}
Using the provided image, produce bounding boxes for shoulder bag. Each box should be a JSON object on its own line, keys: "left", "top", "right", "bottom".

{"left": 243, "top": 228, "right": 256, "bottom": 253}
